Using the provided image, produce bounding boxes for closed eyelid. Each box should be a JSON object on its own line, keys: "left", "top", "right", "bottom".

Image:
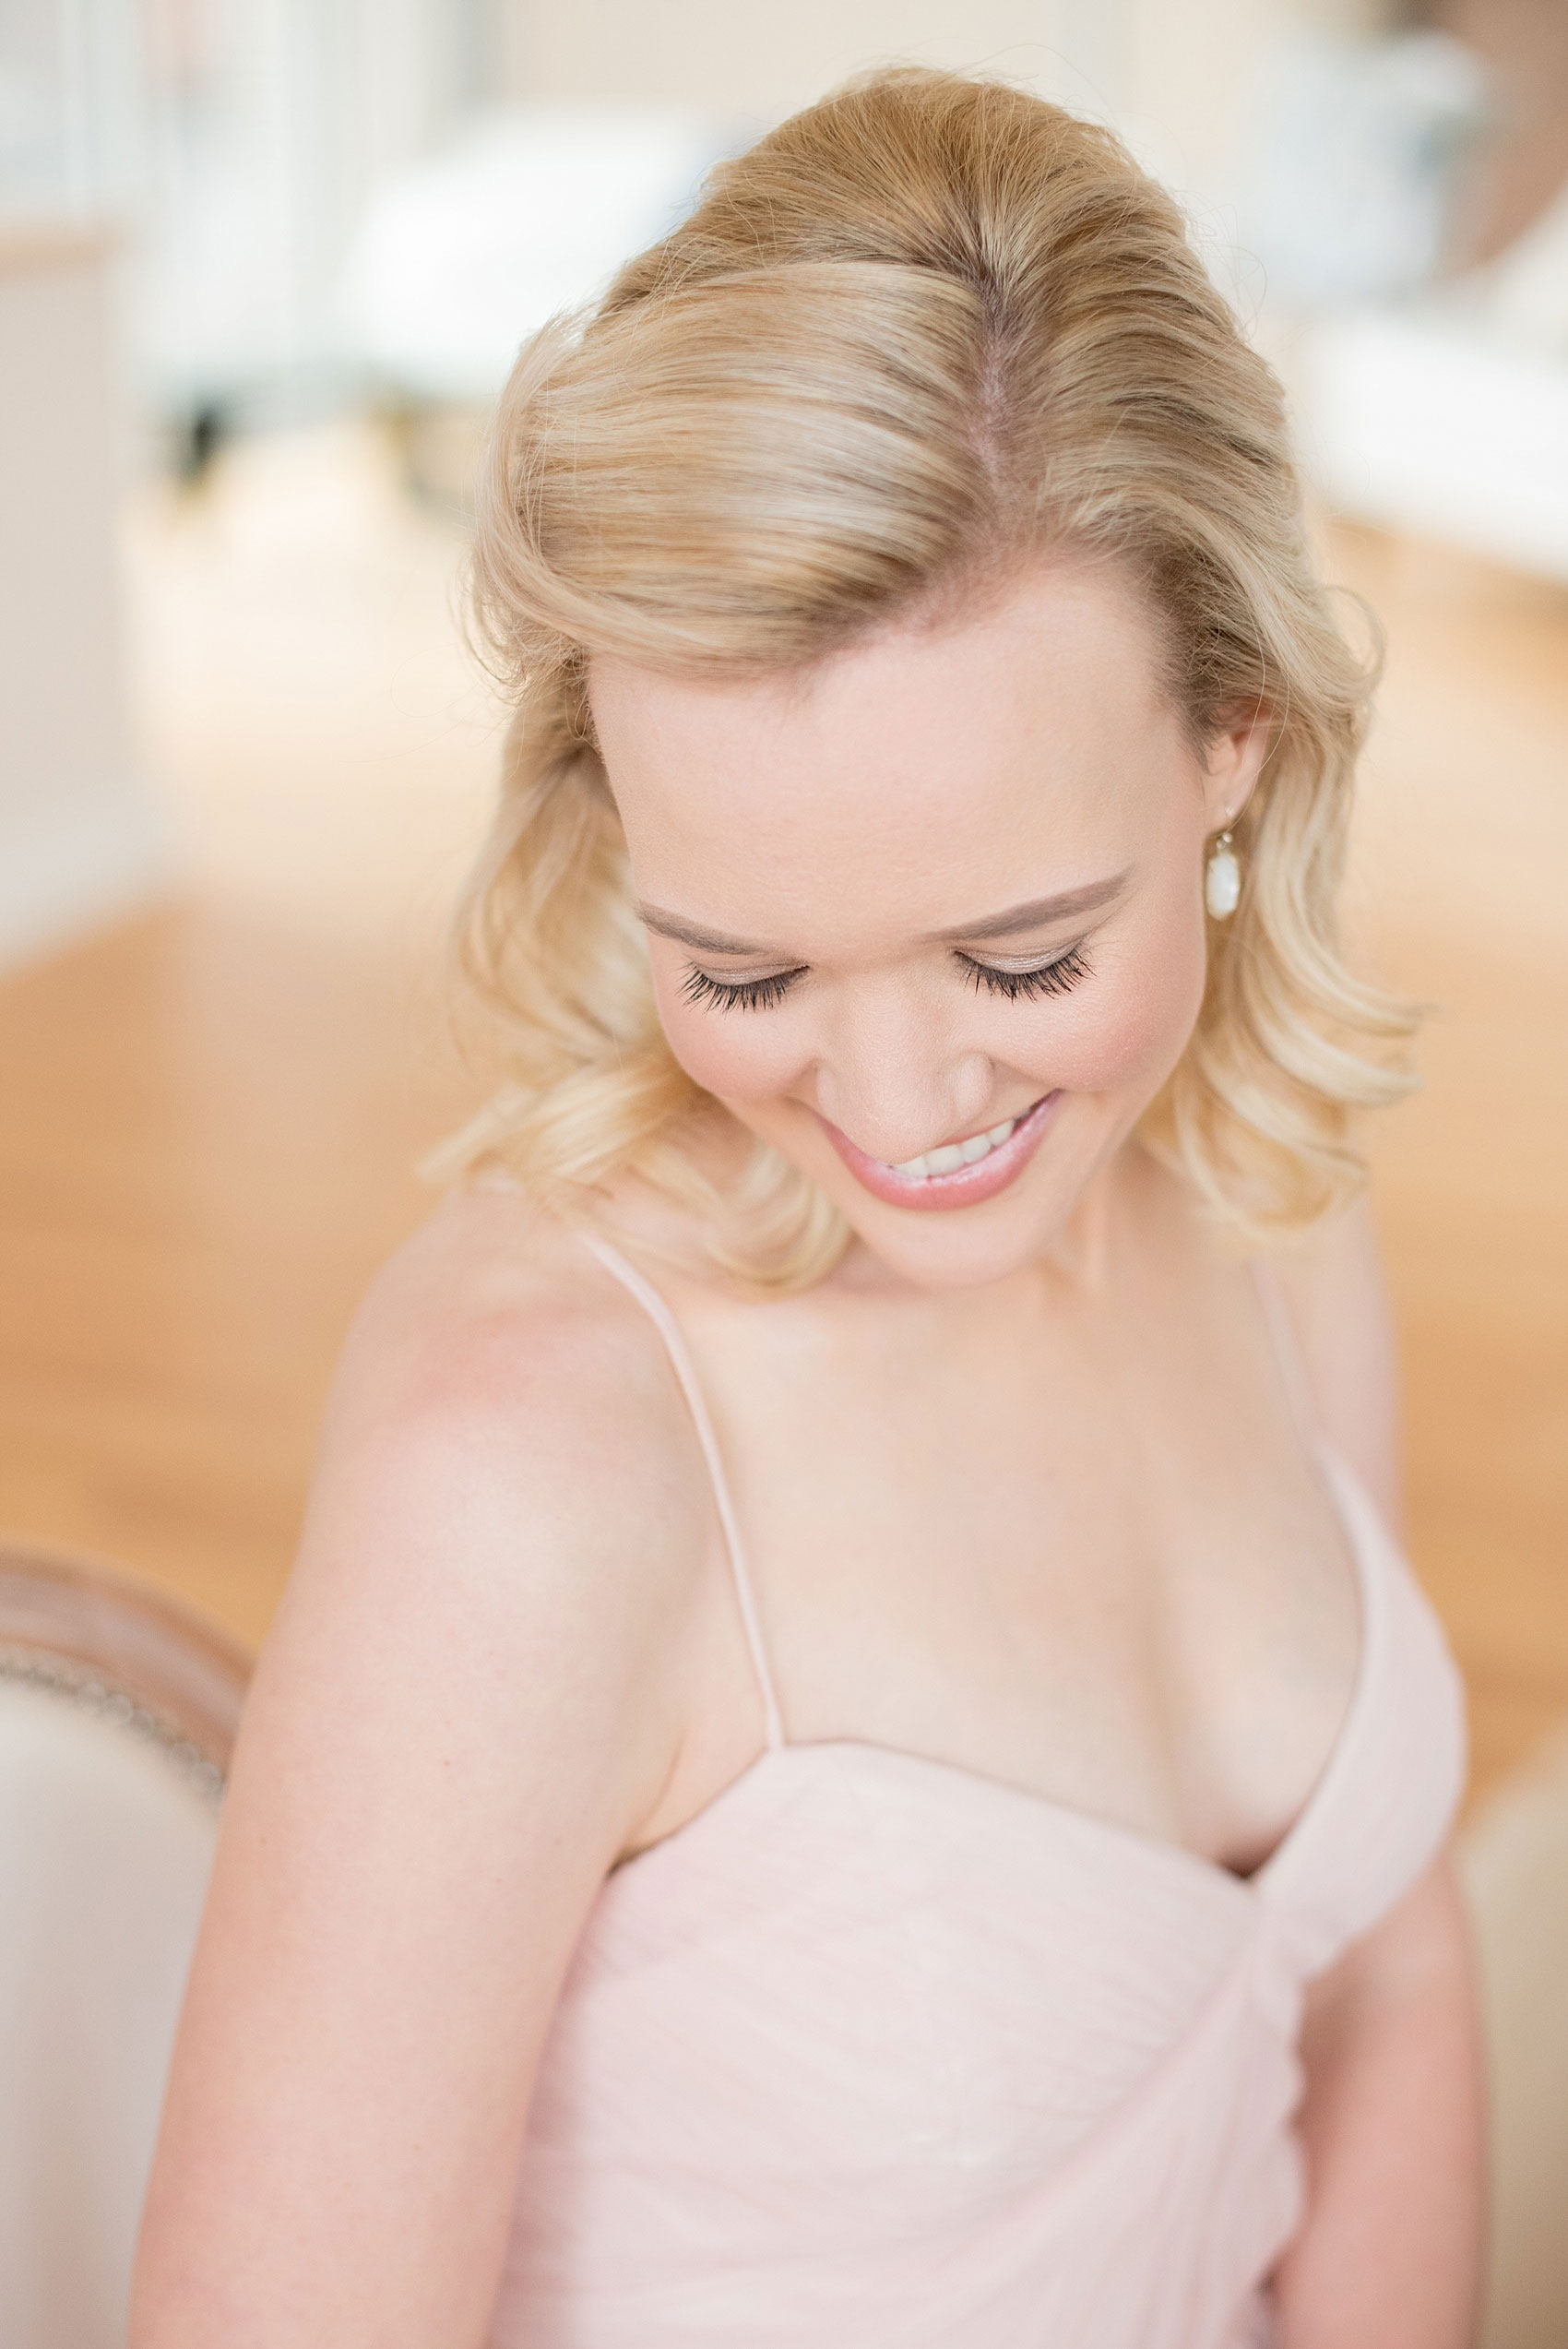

{"left": 679, "top": 930, "right": 1091, "bottom": 975}
{"left": 679, "top": 939, "right": 1085, "bottom": 998}
{"left": 679, "top": 962, "right": 804, "bottom": 1012}
{"left": 642, "top": 872, "right": 1131, "bottom": 961}
{"left": 685, "top": 960, "right": 806, "bottom": 985}
{"left": 959, "top": 936, "right": 1087, "bottom": 973}
{"left": 681, "top": 936, "right": 1093, "bottom": 1017}
{"left": 946, "top": 909, "right": 1123, "bottom": 977}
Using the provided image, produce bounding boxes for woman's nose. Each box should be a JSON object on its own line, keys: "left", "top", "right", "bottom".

{"left": 810, "top": 984, "right": 992, "bottom": 1165}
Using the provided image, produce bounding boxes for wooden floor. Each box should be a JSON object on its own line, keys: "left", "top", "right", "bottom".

{"left": 1328, "top": 528, "right": 1568, "bottom": 1799}
{"left": 1, "top": 426, "right": 1563, "bottom": 1805}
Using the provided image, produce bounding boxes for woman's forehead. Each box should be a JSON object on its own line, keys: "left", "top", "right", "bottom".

{"left": 591, "top": 560, "right": 1183, "bottom": 881}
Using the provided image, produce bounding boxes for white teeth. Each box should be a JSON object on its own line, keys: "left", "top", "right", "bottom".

{"left": 889, "top": 1115, "right": 1020, "bottom": 1181}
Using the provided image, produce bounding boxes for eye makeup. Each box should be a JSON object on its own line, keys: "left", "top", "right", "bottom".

{"left": 677, "top": 943, "right": 1092, "bottom": 1014}
{"left": 678, "top": 965, "right": 806, "bottom": 1013}
{"left": 956, "top": 944, "right": 1090, "bottom": 1001}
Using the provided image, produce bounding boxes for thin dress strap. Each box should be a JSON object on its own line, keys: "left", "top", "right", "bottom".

{"left": 576, "top": 1229, "right": 787, "bottom": 1752}
{"left": 1248, "top": 1253, "right": 1319, "bottom": 1451}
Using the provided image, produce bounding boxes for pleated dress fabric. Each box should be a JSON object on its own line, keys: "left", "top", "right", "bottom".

{"left": 489, "top": 1234, "right": 1467, "bottom": 2349}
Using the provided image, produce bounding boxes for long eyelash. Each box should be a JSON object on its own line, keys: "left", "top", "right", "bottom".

{"left": 680, "top": 964, "right": 803, "bottom": 1013}
{"left": 958, "top": 944, "right": 1091, "bottom": 1002}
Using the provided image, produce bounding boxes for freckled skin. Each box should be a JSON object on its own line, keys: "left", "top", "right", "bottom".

{"left": 592, "top": 560, "right": 1264, "bottom": 1291}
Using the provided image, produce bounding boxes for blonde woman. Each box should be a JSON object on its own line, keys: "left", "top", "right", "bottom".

{"left": 133, "top": 70, "right": 1485, "bottom": 2349}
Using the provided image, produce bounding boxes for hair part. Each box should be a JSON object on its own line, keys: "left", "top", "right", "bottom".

{"left": 431, "top": 66, "right": 1417, "bottom": 1288}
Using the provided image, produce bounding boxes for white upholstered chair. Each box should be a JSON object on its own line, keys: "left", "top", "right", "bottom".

{"left": 1462, "top": 1732, "right": 1568, "bottom": 2349}
{"left": 0, "top": 1545, "right": 249, "bottom": 2349}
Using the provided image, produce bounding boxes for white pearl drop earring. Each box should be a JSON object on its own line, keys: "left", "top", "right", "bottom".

{"left": 1205, "top": 825, "right": 1241, "bottom": 920}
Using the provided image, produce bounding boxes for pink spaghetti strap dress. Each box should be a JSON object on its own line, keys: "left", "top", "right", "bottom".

{"left": 487, "top": 1231, "right": 1467, "bottom": 2349}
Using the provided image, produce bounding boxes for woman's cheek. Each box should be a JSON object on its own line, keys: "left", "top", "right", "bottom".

{"left": 1033, "top": 918, "right": 1206, "bottom": 1096}
{"left": 653, "top": 977, "right": 806, "bottom": 1104}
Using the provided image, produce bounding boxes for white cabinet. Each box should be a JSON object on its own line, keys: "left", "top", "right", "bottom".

{"left": 0, "top": 225, "right": 167, "bottom": 965}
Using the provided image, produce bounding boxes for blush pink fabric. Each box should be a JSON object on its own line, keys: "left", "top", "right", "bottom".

{"left": 488, "top": 1233, "right": 1467, "bottom": 2349}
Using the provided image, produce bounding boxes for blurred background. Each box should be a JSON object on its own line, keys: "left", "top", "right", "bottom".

{"left": 0, "top": 0, "right": 1564, "bottom": 2336}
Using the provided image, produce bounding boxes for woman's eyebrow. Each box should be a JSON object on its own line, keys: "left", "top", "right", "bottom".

{"left": 933, "top": 872, "right": 1131, "bottom": 941}
{"left": 637, "top": 906, "right": 775, "bottom": 955}
{"left": 637, "top": 871, "right": 1132, "bottom": 960}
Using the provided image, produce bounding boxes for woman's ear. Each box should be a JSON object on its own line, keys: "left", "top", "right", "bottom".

{"left": 1202, "top": 703, "right": 1273, "bottom": 829}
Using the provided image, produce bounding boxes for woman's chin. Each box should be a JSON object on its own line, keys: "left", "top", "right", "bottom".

{"left": 837, "top": 1184, "right": 1077, "bottom": 1289}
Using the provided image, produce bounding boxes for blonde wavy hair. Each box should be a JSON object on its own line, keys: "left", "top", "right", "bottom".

{"left": 434, "top": 66, "right": 1416, "bottom": 1289}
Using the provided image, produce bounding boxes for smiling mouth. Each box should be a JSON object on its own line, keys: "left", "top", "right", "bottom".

{"left": 888, "top": 1115, "right": 1024, "bottom": 1180}
{"left": 815, "top": 1091, "right": 1063, "bottom": 1211}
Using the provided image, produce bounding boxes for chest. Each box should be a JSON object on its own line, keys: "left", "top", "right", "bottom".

{"left": 667, "top": 1259, "right": 1363, "bottom": 1878}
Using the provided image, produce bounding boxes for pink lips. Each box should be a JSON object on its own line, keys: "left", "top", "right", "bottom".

{"left": 817, "top": 1091, "right": 1063, "bottom": 1212}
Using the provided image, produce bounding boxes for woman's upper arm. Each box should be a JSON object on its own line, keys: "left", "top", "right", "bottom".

{"left": 130, "top": 1247, "right": 705, "bottom": 2349}
{"left": 1270, "top": 1190, "right": 1406, "bottom": 1537}
{"left": 1277, "top": 1846, "right": 1488, "bottom": 2349}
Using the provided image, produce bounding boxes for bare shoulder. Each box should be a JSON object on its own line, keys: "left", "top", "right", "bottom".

{"left": 315, "top": 1178, "right": 707, "bottom": 1565}
{"left": 255, "top": 1176, "right": 718, "bottom": 1860}
{"left": 131, "top": 1187, "right": 717, "bottom": 2341}
{"left": 1265, "top": 1190, "right": 1405, "bottom": 1533}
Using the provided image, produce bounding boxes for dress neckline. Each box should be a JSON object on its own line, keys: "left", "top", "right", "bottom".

{"left": 577, "top": 1224, "right": 1378, "bottom": 1908}
{"left": 604, "top": 1435, "right": 1381, "bottom": 1908}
